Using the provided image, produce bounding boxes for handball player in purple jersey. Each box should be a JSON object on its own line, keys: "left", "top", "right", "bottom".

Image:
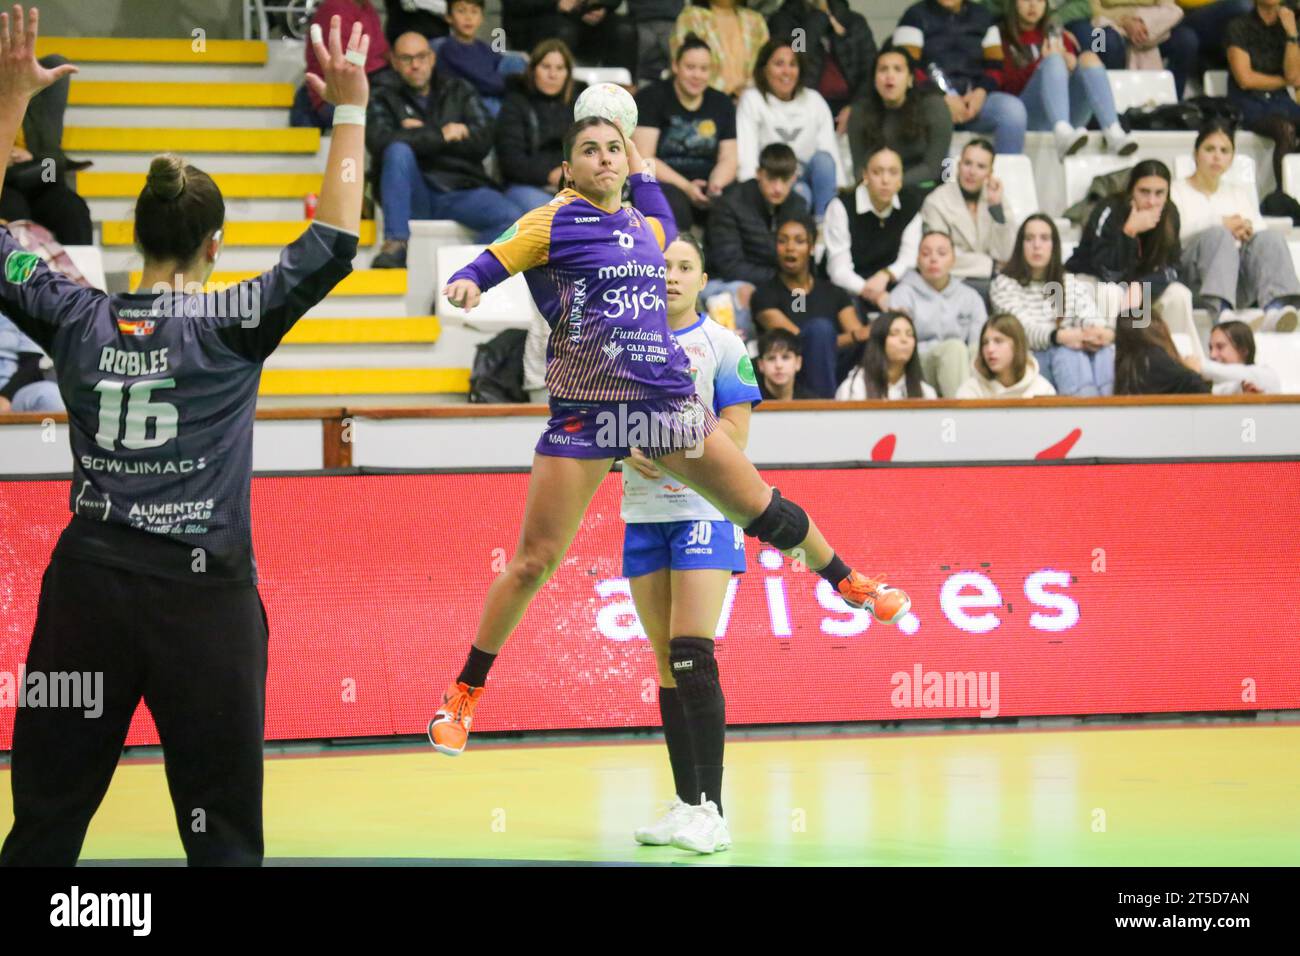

{"left": 429, "top": 111, "right": 912, "bottom": 757}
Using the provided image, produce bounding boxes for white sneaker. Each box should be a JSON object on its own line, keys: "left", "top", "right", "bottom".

{"left": 1054, "top": 122, "right": 1088, "bottom": 160}
{"left": 1104, "top": 122, "right": 1138, "bottom": 156}
{"left": 670, "top": 799, "right": 732, "bottom": 854}
{"left": 634, "top": 797, "right": 697, "bottom": 846}
{"left": 1263, "top": 305, "right": 1300, "bottom": 332}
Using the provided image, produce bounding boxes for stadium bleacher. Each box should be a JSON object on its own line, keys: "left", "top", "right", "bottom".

{"left": 18, "top": 2, "right": 1300, "bottom": 407}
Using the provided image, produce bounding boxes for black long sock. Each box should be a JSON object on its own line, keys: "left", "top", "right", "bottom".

{"left": 456, "top": 645, "right": 496, "bottom": 688}
{"left": 816, "top": 552, "right": 851, "bottom": 589}
{"left": 669, "top": 636, "right": 725, "bottom": 816}
{"left": 658, "top": 687, "right": 697, "bottom": 804}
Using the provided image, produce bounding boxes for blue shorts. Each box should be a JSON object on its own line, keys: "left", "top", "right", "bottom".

{"left": 622, "top": 519, "right": 747, "bottom": 578}
{"left": 537, "top": 394, "right": 717, "bottom": 460}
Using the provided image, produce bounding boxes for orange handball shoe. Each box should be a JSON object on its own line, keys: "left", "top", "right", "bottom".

{"left": 427, "top": 681, "right": 485, "bottom": 756}
{"left": 838, "top": 571, "right": 911, "bottom": 625}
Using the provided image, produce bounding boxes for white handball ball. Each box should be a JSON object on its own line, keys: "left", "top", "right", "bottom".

{"left": 573, "top": 82, "right": 638, "bottom": 137}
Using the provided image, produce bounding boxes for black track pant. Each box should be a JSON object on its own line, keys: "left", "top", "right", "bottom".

{"left": 1, "top": 555, "right": 268, "bottom": 866}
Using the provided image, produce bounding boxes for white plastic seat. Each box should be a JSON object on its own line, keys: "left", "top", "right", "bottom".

{"left": 992, "top": 153, "right": 1039, "bottom": 218}
{"left": 62, "top": 245, "right": 107, "bottom": 291}
{"left": 1253, "top": 332, "right": 1300, "bottom": 393}
{"left": 435, "top": 243, "right": 540, "bottom": 330}
{"left": 1062, "top": 154, "right": 1136, "bottom": 210}
{"left": 1202, "top": 71, "right": 1228, "bottom": 98}
{"left": 1106, "top": 70, "right": 1177, "bottom": 114}
{"left": 1284, "top": 154, "right": 1300, "bottom": 201}
{"left": 573, "top": 67, "right": 633, "bottom": 88}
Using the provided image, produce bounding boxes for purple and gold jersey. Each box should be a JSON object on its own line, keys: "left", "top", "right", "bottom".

{"left": 451, "top": 173, "right": 695, "bottom": 402}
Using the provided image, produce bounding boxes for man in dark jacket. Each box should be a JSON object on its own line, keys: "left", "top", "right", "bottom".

{"left": 768, "top": 0, "right": 876, "bottom": 125}
{"left": 703, "top": 143, "right": 809, "bottom": 337}
{"left": 628, "top": 0, "right": 684, "bottom": 85}
{"left": 367, "top": 31, "right": 531, "bottom": 266}
{"left": 503, "top": 0, "right": 637, "bottom": 75}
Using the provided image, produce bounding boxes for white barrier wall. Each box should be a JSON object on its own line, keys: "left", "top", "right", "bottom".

{"left": 347, "top": 401, "right": 1300, "bottom": 469}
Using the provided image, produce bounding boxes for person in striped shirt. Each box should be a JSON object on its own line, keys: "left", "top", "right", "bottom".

{"left": 429, "top": 112, "right": 912, "bottom": 758}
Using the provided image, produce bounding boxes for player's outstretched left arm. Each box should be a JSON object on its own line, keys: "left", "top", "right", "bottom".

{"left": 305, "top": 15, "right": 368, "bottom": 236}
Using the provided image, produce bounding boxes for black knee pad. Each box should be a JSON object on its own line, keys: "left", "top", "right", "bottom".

{"left": 742, "top": 487, "right": 809, "bottom": 551}
{"left": 669, "top": 637, "right": 722, "bottom": 708}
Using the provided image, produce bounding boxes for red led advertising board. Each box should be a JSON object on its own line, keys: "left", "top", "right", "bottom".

{"left": 2, "top": 462, "right": 1298, "bottom": 748}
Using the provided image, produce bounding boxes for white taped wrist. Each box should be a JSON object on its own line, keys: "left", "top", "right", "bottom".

{"left": 333, "top": 104, "right": 366, "bottom": 126}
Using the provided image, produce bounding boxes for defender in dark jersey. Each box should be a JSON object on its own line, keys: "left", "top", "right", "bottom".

{"left": 0, "top": 9, "right": 371, "bottom": 866}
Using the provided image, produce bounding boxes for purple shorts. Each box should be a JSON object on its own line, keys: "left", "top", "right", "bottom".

{"left": 536, "top": 394, "right": 718, "bottom": 460}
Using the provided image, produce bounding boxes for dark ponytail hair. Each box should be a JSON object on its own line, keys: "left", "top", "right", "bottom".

{"left": 134, "top": 154, "right": 225, "bottom": 265}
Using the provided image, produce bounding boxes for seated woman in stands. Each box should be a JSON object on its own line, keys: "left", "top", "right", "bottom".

{"left": 1113, "top": 313, "right": 1212, "bottom": 394}
{"left": 1186, "top": 319, "right": 1284, "bottom": 393}
{"left": 992, "top": 214, "right": 1114, "bottom": 396}
{"left": 1170, "top": 119, "right": 1300, "bottom": 330}
{"left": 846, "top": 44, "right": 952, "bottom": 191}
{"left": 836, "top": 311, "right": 937, "bottom": 400}
{"left": 997, "top": 0, "right": 1137, "bottom": 160}
{"left": 1226, "top": 0, "right": 1300, "bottom": 196}
{"left": 496, "top": 39, "right": 586, "bottom": 212}
{"left": 956, "top": 312, "right": 1057, "bottom": 398}
{"left": 1066, "top": 160, "right": 1203, "bottom": 359}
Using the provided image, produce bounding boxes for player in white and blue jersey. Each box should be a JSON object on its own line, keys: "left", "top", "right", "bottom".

{"left": 621, "top": 234, "right": 760, "bottom": 855}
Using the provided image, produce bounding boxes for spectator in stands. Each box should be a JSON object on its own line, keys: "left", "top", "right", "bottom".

{"left": 293, "top": 0, "right": 393, "bottom": 129}
{"left": 1227, "top": 0, "right": 1300, "bottom": 193}
{"left": 999, "top": 0, "right": 1138, "bottom": 159}
{"left": 1113, "top": 312, "right": 1211, "bottom": 392}
{"left": 920, "top": 139, "right": 1014, "bottom": 296}
{"left": 671, "top": 0, "right": 770, "bottom": 97}
{"left": 977, "top": 1, "right": 1108, "bottom": 69}
{"left": 703, "top": 143, "right": 808, "bottom": 336}
{"left": 1092, "top": 0, "right": 1199, "bottom": 100}
{"left": 2, "top": 145, "right": 92, "bottom": 249}
{"left": 893, "top": 0, "right": 1028, "bottom": 154}
{"left": 1187, "top": 318, "right": 1283, "bottom": 391}
{"left": 992, "top": 213, "right": 1116, "bottom": 394}
{"left": 504, "top": 0, "right": 637, "bottom": 75}
{"left": 633, "top": 34, "right": 738, "bottom": 231}
{"left": 957, "top": 312, "right": 1058, "bottom": 395}
{"left": 1178, "top": 1, "right": 1253, "bottom": 74}
{"left": 837, "top": 310, "right": 938, "bottom": 399}
{"left": 497, "top": 40, "right": 586, "bottom": 211}
{"left": 888, "top": 230, "right": 985, "bottom": 395}
{"left": 436, "top": 0, "right": 526, "bottom": 117}
{"left": 752, "top": 214, "right": 868, "bottom": 396}
{"left": 1066, "top": 160, "right": 1201, "bottom": 358}
{"left": 368, "top": 32, "right": 532, "bottom": 267}
{"left": 1170, "top": 120, "right": 1300, "bottom": 329}
{"left": 754, "top": 327, "right": 816, "bottom": 398}
{"left": 847, "top": 44, "right": 953, "bottom": 189}
{"left": 825, "top": 145, "right": 925, "bottom": 318}
{"left": 0, "top": 313, "right": 61, "bottom": 413}
{"left": 384, "top": 0, "right": 450, "bottom": 44}
{"left": 736, "top": 40, "right": 844, "bottom": 220}
{"left": 630, "top": 0, "right": 686, "bottom": 84}
{"left": 768, "top": 0, "right": 877, "bottom": 129}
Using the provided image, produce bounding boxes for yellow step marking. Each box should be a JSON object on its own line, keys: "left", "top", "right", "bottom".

{"left": 128, "top": 270, "right": 407, "bottom": 295}
{"left": 103, "top": 221, "right": 377, "bottom": 246}
{"left": 282, "top": 317, "right": 441, "bottom": 345}
{"left": 69, "top": 81, "right": 295, "bottom": 108}
{"left": 37, "top": 37, "right": 267, "bottom": 64}
{"left": 64, "top": 127, "right": 319, "bottom": 154}
{"left": 259, "top": 368, "right": 469, "bottom": 395}
{"left": 80, "top": 172, "right": 323, "bottom": 198}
